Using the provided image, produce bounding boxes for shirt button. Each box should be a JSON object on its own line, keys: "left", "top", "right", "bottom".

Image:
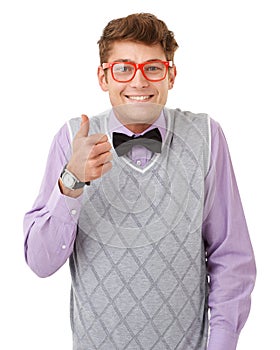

{"left": 136, "top": 160, "right": 142, "bottom": 166}
{"left": 62, "top": 244, "right": 66, "bottom": 250}
{"left": 71, "top": 209, "right": 77, "bottom": 215}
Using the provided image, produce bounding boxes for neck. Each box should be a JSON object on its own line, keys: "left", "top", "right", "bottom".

{"left": 112, "top": 103, "right": 164, "bottom": 134}
{"left": 124, "top": 123, "right": 152, "bottom": 134}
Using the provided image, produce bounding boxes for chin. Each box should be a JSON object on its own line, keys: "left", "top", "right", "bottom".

{"left": 113, "top": 102, "right": 164, "bottom": 126}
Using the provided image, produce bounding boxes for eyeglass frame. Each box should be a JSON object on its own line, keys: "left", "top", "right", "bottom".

{"left": 101, "top": 60, "right": 174, "bottom": 83}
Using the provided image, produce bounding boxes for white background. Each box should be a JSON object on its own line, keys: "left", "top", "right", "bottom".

{"left": 0, "top": 0, "right": 279, "bottom": 349}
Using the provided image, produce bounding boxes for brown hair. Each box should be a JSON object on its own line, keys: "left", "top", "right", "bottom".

{"left": 97, "top": 13, "right": 179, "bottom": 64}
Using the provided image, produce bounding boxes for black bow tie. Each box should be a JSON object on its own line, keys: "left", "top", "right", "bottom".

{"left": 112, "top": 128, "right": 162, "bottom": 157}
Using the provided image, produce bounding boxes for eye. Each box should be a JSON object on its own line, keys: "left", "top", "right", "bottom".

{"left": 146, "top": 65, "right": 160, "bottom": 71}
{"left": 144, "top": 63, "right": 165, "bottom": 73}
{"left": 113, "top": 63, "right": 134, "bottom": 73}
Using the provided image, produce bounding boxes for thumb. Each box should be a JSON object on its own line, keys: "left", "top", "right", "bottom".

{"left": 76, "top": 114, "right": 90, "bottom": 137}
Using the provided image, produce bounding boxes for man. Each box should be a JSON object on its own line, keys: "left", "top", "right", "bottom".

{"left": 24, "top": 13, "right": 256, "bottom": 350}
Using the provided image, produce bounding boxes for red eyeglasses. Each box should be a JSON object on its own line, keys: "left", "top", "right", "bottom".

{"left": 102, "top": 60, "right": 173, "bottom": 82}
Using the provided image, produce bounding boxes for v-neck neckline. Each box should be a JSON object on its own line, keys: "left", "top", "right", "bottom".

{"left": 104, "top": 108, "right": 172, "bottom": 174}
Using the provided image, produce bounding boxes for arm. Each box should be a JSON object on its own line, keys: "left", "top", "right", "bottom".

{"left": 23, "top": 124, "right": 82, "bottom": 277}
{"left": 23, "top": 116, "right": 113, "bottom": 278}
{"left": 203, "top": 119, "right": 256, "bottom": 350}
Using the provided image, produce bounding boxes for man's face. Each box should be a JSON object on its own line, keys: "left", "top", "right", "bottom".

{"left": 98, "top": 41, "right": 176, "bottom": 109}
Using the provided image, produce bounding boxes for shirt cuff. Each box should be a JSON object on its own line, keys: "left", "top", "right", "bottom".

{"left": 47, "top": 182, "right": 83, "bottom": 224}
{"left": 207, "top": 328, "right": 239, "bottom": 350}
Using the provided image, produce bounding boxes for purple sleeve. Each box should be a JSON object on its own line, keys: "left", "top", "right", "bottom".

{"left": 203, "top": 119, "right": 256, "bottom": 350}
{"left": 23, "top": 124, "right": 82, "bottom": 277}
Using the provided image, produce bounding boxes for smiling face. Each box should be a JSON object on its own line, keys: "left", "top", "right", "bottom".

{"left": 98, "top": 41, "right": 176, "bottom": 132}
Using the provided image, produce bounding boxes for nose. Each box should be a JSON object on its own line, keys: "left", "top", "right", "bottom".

{"left": 130, "top": 67, "right": 149, "bottom": 88}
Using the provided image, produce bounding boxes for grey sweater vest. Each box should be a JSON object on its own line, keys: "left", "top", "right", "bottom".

{"left": 68, "top": 108, "right": 210, "bottom": 350}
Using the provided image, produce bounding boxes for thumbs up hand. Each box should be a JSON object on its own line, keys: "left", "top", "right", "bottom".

{"left": 61, "top": 114, "right": 112, "bottom": 196}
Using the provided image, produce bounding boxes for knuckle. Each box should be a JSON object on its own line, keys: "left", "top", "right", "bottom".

{"left": 89, "top": 158, "right": 99, "bottom": 168}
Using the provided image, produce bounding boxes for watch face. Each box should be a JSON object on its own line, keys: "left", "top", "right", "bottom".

{"left": 62, "top": 173, "right": 75, "bottom": 188}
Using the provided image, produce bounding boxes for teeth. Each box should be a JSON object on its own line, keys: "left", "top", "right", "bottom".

{"left": 128, "top": 96, "right": 150, "bottom": 101}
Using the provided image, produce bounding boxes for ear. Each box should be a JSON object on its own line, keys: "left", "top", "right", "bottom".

{"left": 97, "top": 66, "right": 109, "bottom": 91}
{"left": 168, "top": 65, "right": 177, "bottom": 90}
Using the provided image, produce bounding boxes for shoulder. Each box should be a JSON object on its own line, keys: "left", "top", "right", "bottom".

{"left": 67, "top": 110, "right": 110, "bottom": 139}
{"left": 51, "top": 122, "right": 71, "bottom": 149}
{"left": 165, "top": 107, "right": 210, "bottom": 133}
{"left": 165, "top": 107, "right": 211, "bottom": 139}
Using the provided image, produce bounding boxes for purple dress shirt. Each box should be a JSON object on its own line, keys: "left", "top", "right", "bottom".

{"left": 23, "top": 111, "right": 256, "bottom": 350}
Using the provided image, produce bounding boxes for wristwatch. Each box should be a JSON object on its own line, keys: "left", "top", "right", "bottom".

{"left": 60, "top": 165, "right": 90, "bottom": 190}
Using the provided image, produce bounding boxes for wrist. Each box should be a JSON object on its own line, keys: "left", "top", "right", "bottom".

{"left": 58, "top": 178, "right": 84, "bottom": 198}
{"left": 60, "top": 164, "right": 90, "bottom": 191}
